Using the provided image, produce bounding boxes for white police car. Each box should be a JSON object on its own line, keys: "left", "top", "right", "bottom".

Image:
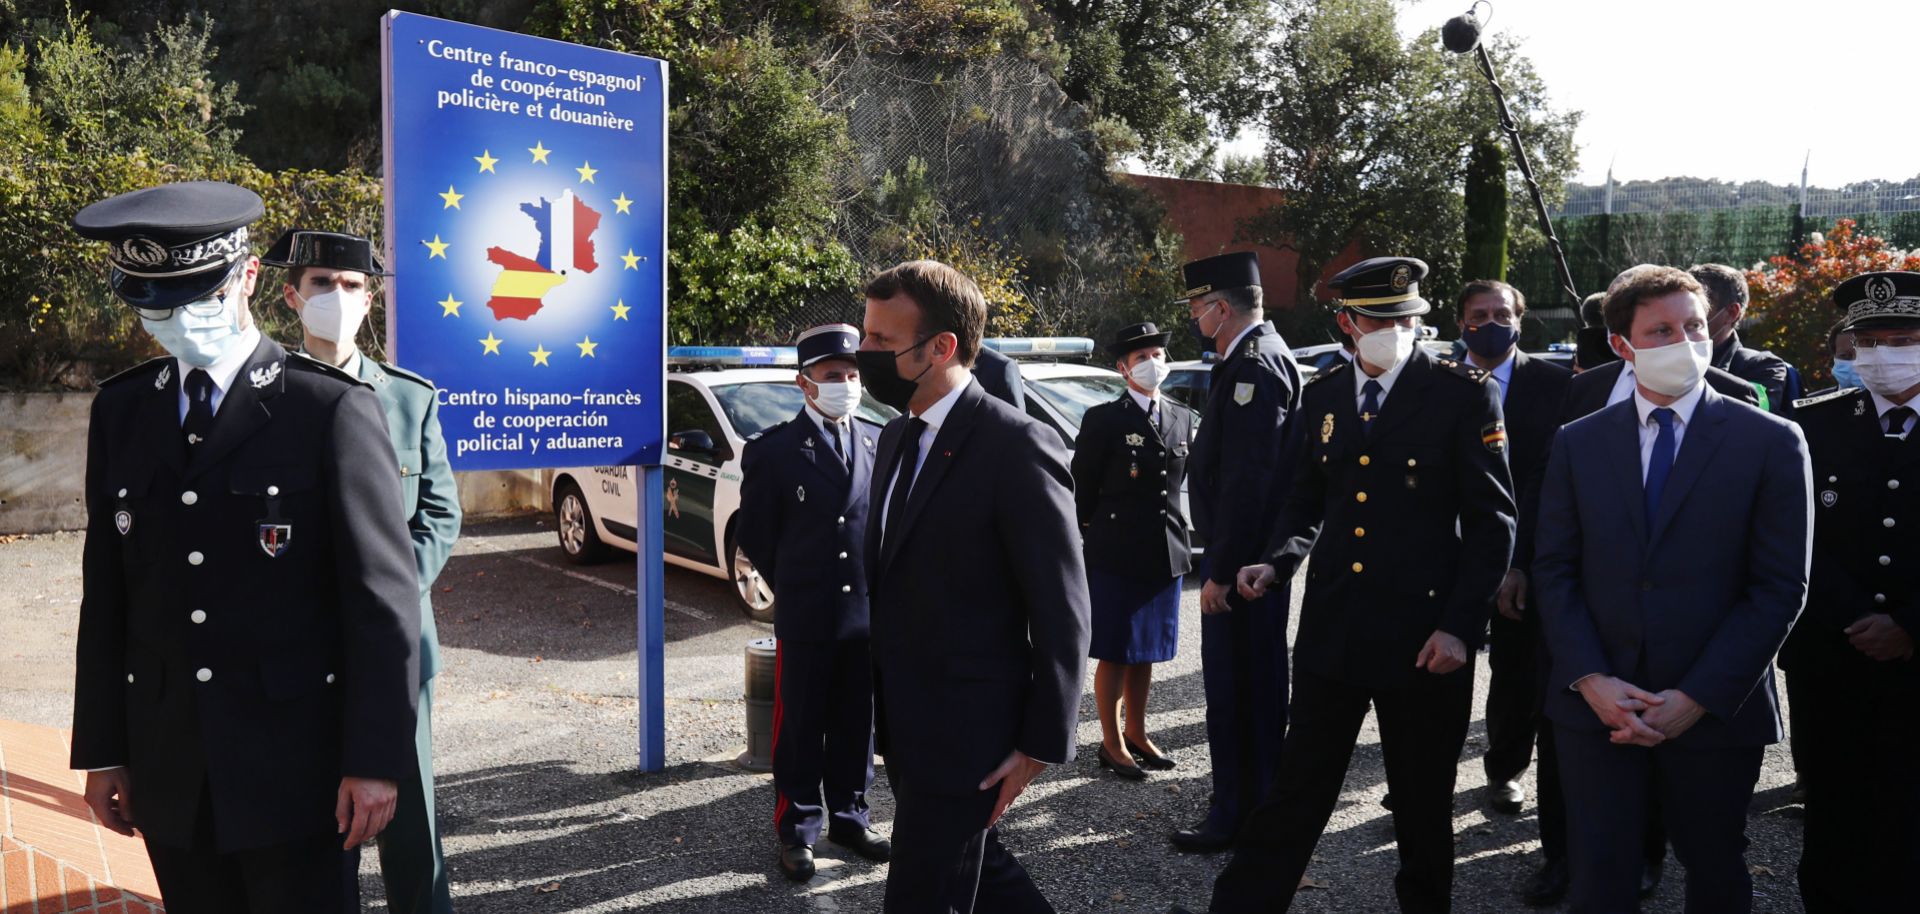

{"left": 988, "top": 337, "right": 1129, "bottom": 448}
{"left": 550, "top": 346, "right": 896, "bottom": 622}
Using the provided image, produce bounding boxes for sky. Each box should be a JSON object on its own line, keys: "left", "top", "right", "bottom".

{"left": 1216, "top": 0, "right": 1920, "bottom": 187}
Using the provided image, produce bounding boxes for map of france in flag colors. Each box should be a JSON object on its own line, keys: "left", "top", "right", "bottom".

{"left": 485, "top": 188, "right": 604, "bottom": 320}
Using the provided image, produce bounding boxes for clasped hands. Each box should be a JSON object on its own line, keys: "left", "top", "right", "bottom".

{"left": 1575, "top": 676, "right": 1705, "bottom": 747}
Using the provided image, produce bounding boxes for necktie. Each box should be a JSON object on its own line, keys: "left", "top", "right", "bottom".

{"left": 828, "top": 421, "right": 851, "bottom": 471}
{"left": 1360, "top": 379, "right": 1383, "bottom": 436}
{"left": 183, "top": 368, "right": 214, "bottom": 449}
{"left": 1886, "top": 406, "right": 1914, "bottom": 439}
{"left": 1644, "top": 407, "right": 1677, "bottom": 523}
{"left": 885, "top": 417, "right": 928, "bottom": 544}
{"left": 1148, "top": 401, "right": 1160, "bottom": 433}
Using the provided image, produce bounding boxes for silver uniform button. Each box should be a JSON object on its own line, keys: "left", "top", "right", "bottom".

{"left": 1890, "top": 480, "right": 1902, "bottom": 490}
{"left": 181, "top": 490, "right": 198, "bottom": 506}
{"left": 837, "top": 516, "right": 846, "bottom": 525}
{"left": 1829, "top": 476, "right": 1838, "bottom": 483}
{"left": 841, "top": 585, "right": 852, "bottom": 593}
{"left": 325, "top": 673, "right": 336, "bottom": 684}
{"left": 267, "top": 485, "right": 280, "bottom": 497}
{"left": 1880, "top": 555, "right": 1892, "bottom": 566}
{"left": 195, "top": 668, "right": 212, "bottom": 682}
{"left": 1886, "top": 518, "right": 1897, "bottom": 528}
{"left": 838, "top": 552, "right": 848, "bottom": 560}
{"left": 1875, "top": 593, "right": 1888, "bottom": 604}
{"left": 126, "top": 674, "right": 134, "bottom": 683}
{"left": 190, "top": 609, "right": 206, "bottom": 624}
{"left": 117, "top": 487, "right": 128, "bottom": 498}
{"left": 187, "top": 551, "right": 204, "bottom": 566}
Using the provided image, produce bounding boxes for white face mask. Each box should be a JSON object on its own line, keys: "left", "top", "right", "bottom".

{"left": 1128, "top": 355, "right": 1171, "bottom": 391}
{"left": 296, "top": 287, "right": 370, "bottom": 344}
{"left": 810, "top": 378, "right": 862, "bottom": 419}
{"left": 1853, "top": 345, "right": 1920, "bottom": 398}
{"left": 1625, "top": 337, "right": 1712, "bottom": 397}
{"left": 141, "top": 294, "right": 246, "bottom": 369}
{"left": 1356, "top": 325, "right": 1416, "bottom": 373}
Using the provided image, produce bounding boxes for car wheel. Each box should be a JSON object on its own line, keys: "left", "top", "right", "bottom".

{"left": 555, "top": 480, "right": 611, "bottom": 565}
{"left": 729, "top": 537, "right": 776, "bottom": 624}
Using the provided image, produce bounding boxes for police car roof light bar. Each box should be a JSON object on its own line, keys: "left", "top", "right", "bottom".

{"left": 1443, "top": 2, "right": 1581, "bottom": 310}
{"left": 667, "top": 346, "right": 799, "bottom": 367}
{"left": 982, "top": 337, "right": 1097, "bottom": 358}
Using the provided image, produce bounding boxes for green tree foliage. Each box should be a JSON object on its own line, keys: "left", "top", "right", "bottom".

{"left": 1244, "top": 0, "right": 1578, "bottom": 309}
{"left": 1462, "top": 133, "right": 1508, "bottom": 283}
{"left": 1746, "top": 219, "right": 1920, "bottom": 386}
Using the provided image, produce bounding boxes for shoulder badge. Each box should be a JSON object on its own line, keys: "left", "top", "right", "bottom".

{"left": 1233, "top": 382, "right": 1255, "bottom": 406}
{"left": 96, "top": 356, "right": 173, "bottom": 390}
{"left": 1481, "top": 420, "right": 1508, "bottom": 454}
{"left": 1792, "top": 387, "right": 1861, "bottom": 411}
{"left": 1438, "top": 358, "right": 1489, "bottom": 384}
{"left": 1306, "top": 359, "right": 1348, "bottom": 385}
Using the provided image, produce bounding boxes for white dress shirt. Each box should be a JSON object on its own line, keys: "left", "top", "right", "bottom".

{"left": 174, "top": 327, "right": 262, "bottom": 423}
{"left": 805, "top": 401, "right": 853, "bottom": 462}
{"left": 1481, "top": 351, "right": 1516, "bottom": 401}
{"left": 1605, "top": 360, "right": 1639, "bottom": 407}
{"left": 1866, "top": 388, "right": 1917, "bottom": 440}
{"left": 1127, "top": 387, "right": 1159, "bottom": 425}
{"left": 1631, "top": 382, "right": 1705, "bottom": 483}
{"left": 880, "top": 374, "right": 972, "bottom": 537}
{"left": 1352, "top": 349, "right": 1412, "bottom": 416}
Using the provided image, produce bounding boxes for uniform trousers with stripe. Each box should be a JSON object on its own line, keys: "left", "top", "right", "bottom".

{"left": 772, "top": 637, "right": 875, "bottom": 847}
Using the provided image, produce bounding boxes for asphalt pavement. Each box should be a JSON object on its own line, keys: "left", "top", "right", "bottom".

{"left": 0, "top": 517, "right": 1809, "bottom": 913}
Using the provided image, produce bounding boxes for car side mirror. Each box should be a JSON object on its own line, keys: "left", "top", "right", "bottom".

{"left": 668, "top": 429, "right": 718, "bottom": 455}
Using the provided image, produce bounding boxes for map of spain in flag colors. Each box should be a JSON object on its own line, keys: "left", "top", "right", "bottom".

{"left": 485, "top": 188, "right": 604, "bottom": 320}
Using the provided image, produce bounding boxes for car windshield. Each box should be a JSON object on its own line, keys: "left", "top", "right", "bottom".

{"left": 1027, "top": 373, "right": 1128, "bottom": 438}
{"left": 710, "top": 381, "right": 899, "bottom": 438}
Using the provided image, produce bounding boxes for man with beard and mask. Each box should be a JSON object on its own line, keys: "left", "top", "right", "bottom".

{"left": 1782, "top": 271, "right": 1920, "bottom": 913}
{"left": 1173, "top": 256, "right": 1516, "bottom": 914}
{"left": 1069, "top": 322, "right": 1196, "bottom": 782}
{"left": 1171, "top": 251, "right": 1302, "bottom": 854}
{"left": 68, "top": 182, "right": 420, "bottom": 912}
{"left": 264, "top": 229, "right": 461, "bottom": 914}
{"left": 856, "top": 261, "right": 1090, "bottom": 913}
{"left": 1453, "top": 279, "right": 1574, "bottom": 900}
{"left": 1691, "top": 263, "right": 1801, "bottom": 417}
{"left": 735, "top": 323, "right": 891, "bottom": 883}
{"left": 1534, "top": 265, "right": 1811, "bottom": 914}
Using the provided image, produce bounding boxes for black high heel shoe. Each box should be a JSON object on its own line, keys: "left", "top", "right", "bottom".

{"left": 1126, "top": 736, "right": 1177, "bottom": 771}
{"left": 1098, "top": 744, "right": 1147, "bottom": 780}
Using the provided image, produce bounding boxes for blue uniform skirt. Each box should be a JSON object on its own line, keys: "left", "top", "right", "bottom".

{"left": 1087, "top": 567, "right": 1181, "bottom": 664}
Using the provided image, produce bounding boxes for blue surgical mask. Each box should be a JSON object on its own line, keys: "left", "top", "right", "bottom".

{"left": 141, "top": 292, "right": 247, "bottom": 368}
{"left": 1463, "top": 321, "right": 1520, "bottom": 359}
{"left": 1832, "top": 358, "right": 1863, "bottom": 390}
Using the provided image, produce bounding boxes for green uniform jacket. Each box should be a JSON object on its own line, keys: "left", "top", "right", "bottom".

{"left": 355, "top": 354, "right": 461, "bottom": 683}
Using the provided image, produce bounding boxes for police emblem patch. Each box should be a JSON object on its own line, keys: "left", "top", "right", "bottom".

{"left": 1391, "top": 264, "right": 1412, "bottom": 291}
{"left": 1481, "top": 420, "right": 1508, "bottom": 454}
{"left": 1125, "top": 433, "right": 1145, "bottom": 447}
{"left": 154, "top": 364, "right": 171, "bottom": 391}
{"left": 796, "top": 486, "right": 807, "bottom": 502}
{"left": 114, "top": 510, "right": 132, "bottom": 535}
{"left": 1233, "top": 382, "right": 1254, "bottom": 406}
{"left": 1820, "top": 489, "right": 1838, "bottom": 508}
{"left": 248, "top": 362, "right": 282, "bottom": 389}
{"left": 257, "top": 522, "right": 292, "bottom": 557}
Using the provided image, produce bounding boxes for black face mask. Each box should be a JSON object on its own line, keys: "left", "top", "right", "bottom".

{"left": 1187, "top": 301, "right": 1221, "bottom": 350}
{"left": 855, "top": 336, "right": 935, "bottom": 412}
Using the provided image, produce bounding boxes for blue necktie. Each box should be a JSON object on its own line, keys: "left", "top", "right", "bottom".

{"left": 1360, "top": 379, "right": 1383, "bottom": 436}
{"left": 1644, "top": 407, "right": 1676, "bottom": 523}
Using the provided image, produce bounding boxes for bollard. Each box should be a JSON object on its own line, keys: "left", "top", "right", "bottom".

{"left": 737, "top": 637, "right": 777, "bottom": 772}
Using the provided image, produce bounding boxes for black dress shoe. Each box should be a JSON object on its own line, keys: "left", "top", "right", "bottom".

{"left": 1169, "top": 822, "right": 1235, "bottom": 853}
{"left": 1521, "top": 857, "right": 1569, "bottom": 907}
{"left": 1489, "top": 780, "right": 1525, "bottom": 815}
{"left": 779, "top": 844, "right": 816, "bottom": 882}
{"left": 1126, "top": 736, "right": 1177, "bottom": 770}
{"left": 1099, "top": 744, "right": 1148, "bottom": 781}
{"left": 827, "top": 826, "right": 892, "bottom": 862}
{"left": 1639, "top": 859, "right": 1664, "bottom": 899}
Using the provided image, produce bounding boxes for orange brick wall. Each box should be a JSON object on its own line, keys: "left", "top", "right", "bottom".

{"left": 1123, "top": 173, "right": 1369, "bottom": 310}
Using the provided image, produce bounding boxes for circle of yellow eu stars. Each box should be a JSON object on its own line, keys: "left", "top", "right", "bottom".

{"left": 423, "top": 141, "right": 644, "bottom": 365}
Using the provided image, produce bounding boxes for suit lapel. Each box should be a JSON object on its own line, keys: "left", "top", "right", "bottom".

{"left": 1648, "top": 390, "right": 1732, "bottom": 546}
{"left": 792, "top": 413, "right": 851, "bottom": 489}
{"left": 880, "top": 384, "right": 984, "bottom": 570}
{"left": 188, "top": 337, "right": 284, "bottom": 480}
{"left": 1602, "top": 400, "right": 1648, "bottom": 543}
{"left": 845, "top": 421, "right": 875, "bottom": 511}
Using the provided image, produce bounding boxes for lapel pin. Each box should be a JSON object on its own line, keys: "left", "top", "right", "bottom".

{"left": 154, "top": 364, "right": 171, "bottom": 391}
{"left": 248, "top": 362, "right": 282, "bottom": 389}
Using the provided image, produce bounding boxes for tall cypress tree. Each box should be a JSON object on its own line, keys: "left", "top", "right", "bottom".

{"left": 1463, "top": 133, "right": 1509, "bottom": 282}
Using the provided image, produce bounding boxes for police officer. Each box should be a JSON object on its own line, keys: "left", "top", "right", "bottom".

{"left": 1070, "top": 322, "right": 1196, "bottom": 780}
{"left": 1783, "top": 270, "right": 1920, "bottom": 912}
{"left": 1691, "top": 263, "right": 1801, "bottom": 415}
{"left": 1174, "top": 252, "right": 1303, "bottom": 852}
{"left": 736, "top": 323, "right": 891, "bottom": 882}
{"left": 68, "top": 182, "right": 420, "bottom": 912}
{"left": 1175, "top": 256, "right": 1516, "bottom": 914}
{"left": 264, "top": 229, "right": 461, "bottom": 914}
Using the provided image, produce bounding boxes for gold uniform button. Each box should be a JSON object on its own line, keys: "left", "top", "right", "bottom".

{"left": 1351, "top": 562, "right": 1364, "bottom": 573}
{"left": 1354, "top": 527, "right": 1366, "bottom": 537}
{"left": 1356, "top": 492, "right": 1368, "bottom": 503}
{"left": 1359, "top": 455, "right": 1371, "bottom": 466}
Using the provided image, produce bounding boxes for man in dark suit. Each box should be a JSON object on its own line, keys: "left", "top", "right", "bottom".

{"left": 1455, "top": 280, "right": 1572, "bottom": 829}
{"left": 266, "top": 229, "right": 462, "bottom": 914}
{"left": 1175, "top": 256, "right": 1517, "bottom": 914}
{"left": 855, "top": 260, "right": 1091, "bottom": 913}
{"left": 972, "top": 342, "right": 1026, "bottom": 409}
{"left": 1782, "top": 270, "right": 1920, "bottom": 912}
{"left": 1692, "top": 263, "right": 1801, "bottom": 417}
{"left": 737, "top": 323, "right": 891, "bottom": 882}
{"left": 1174, "top": 251, "right": 1303, "bottom": 852}
{"left": 1534, "top": 265, "right": 1811, "bottom": 914}
{"left": 69, "top": 182, "right": 420, "bottom": 912}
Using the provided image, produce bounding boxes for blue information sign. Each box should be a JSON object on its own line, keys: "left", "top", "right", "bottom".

{"left": 380, "top": 12, "right": 666, "bottom": 470}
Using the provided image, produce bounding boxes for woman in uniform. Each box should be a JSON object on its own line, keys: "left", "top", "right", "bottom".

{"left": 1071, "top": 322, "right": 1196, "bottom": 780}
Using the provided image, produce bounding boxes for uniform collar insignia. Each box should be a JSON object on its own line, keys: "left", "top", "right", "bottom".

{"left": 1125, "top": 433, "right": 1145, "bottom": 446}
{"left": 249, "top": 361, "right": 282, "bottom": 389}
{"left": 154, "top": 363, "right": 171, "bottom": 391}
